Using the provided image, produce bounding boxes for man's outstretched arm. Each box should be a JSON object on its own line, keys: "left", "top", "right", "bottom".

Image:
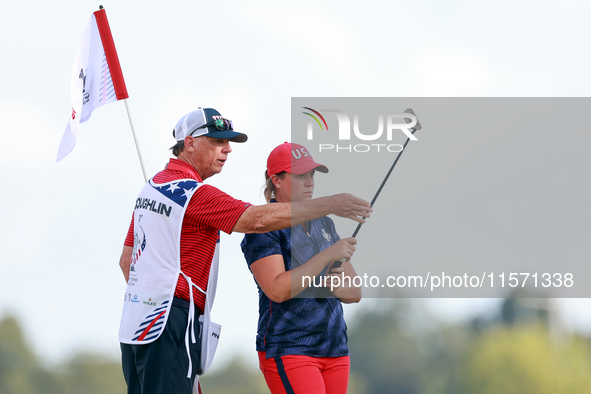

{"left": 232, "top": 193, "right": 372, "bottom": 234}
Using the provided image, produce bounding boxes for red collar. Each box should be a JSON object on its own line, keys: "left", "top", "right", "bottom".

{"left": 164, "top": 159, "right": 203, "bottom": 182}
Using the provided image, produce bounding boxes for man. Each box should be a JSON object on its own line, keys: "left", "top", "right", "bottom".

{"left": 118, "top": 108, "right": 371, "bottom": 394}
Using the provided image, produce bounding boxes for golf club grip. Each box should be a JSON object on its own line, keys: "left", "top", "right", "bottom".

{"left": 331, "top": 260, "right": 343, "bottom": 269}
{"left": 331, "top": 256, "right": 349, "bottom": 269}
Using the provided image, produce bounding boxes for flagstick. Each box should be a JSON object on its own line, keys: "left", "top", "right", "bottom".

{"left": 124, "top": 99, "right": 148, "bottom": 183}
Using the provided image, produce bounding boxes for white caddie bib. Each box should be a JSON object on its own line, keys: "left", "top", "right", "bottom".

{"left": 120, "top": 177, "right": 224, "bottom": 382}
{"left": 119, "top": 178, "right": 201, "bottom": 344}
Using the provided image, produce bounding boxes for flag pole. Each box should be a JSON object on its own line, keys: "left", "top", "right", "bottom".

{"left": 124, "top": 99, "right": 148, "bottom": 183}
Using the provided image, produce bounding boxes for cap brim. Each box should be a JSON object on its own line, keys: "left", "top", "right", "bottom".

{"left": 204, "top": 129, "right": 248, "bottom": 143}
{"left": 291, "top": 161, "right": 329, "bottom": 175}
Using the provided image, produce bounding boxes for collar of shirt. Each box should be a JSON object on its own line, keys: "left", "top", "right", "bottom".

{"left": 164, "top": 158, "right": 203, "bottom": 182}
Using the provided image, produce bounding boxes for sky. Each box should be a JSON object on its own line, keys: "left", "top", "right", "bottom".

{"left": 1, "top": 0, "right": 591, "bottom": 372}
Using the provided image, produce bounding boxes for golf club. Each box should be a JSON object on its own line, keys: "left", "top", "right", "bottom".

{"left": 331, "top": 108, "right": 423, "bottom": 268}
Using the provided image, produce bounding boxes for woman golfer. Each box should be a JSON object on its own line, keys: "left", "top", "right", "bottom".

{"left": 241, "top": 142, "right": 361, "bottom": 394}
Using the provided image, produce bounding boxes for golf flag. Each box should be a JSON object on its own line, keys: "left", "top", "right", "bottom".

{"left": 56, "top": 8, "right": 128, "bottom": 162}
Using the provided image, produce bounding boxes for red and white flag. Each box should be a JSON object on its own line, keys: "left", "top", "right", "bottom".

{"left": 57, "top": 8, "right": 128, "bottom": 162}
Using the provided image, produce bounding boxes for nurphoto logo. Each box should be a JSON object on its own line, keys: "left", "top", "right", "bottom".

{"left": 302, "top": 107, "right": 418, "bottom": 153}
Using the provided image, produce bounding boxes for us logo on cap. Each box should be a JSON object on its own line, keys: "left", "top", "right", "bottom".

{"left": 291, "top": 147, "right": 310, "bottom": 160}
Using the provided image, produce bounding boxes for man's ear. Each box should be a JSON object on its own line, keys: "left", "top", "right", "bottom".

{"left": 184, "top": 136, "right": 196, "bottom": 152}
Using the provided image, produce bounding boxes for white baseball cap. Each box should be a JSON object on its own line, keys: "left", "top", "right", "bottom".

{"left": 173, "top": 108, "right": 247, "bottom": 143}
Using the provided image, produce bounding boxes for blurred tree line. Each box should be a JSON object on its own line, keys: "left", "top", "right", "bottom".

{"left": 2, "top": 297, "right": 591, "bottom": 393}
{"left": 0, "top": 316, "right": 125, "bottom": 394}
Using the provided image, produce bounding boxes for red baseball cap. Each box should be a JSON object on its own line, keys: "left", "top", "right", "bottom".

{"left": 267, "top": 142, "right": 329, "bottom": 177}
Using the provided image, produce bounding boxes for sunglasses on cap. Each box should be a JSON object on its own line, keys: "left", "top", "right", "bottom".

{"left": 190, "top": 118, "right": 234, "bottom": 136}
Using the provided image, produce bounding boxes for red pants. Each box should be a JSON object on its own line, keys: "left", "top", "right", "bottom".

{"left": 258, "top": 352, "right": 350, "bottom": 394}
